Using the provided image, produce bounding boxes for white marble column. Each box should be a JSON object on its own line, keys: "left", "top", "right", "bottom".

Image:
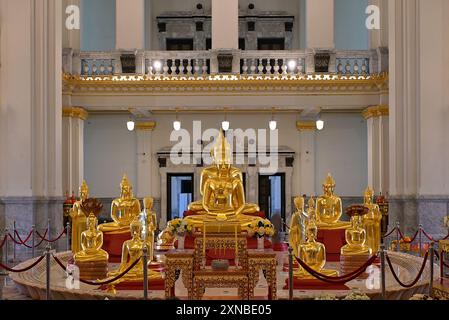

{"left": 135, "top": 121, "right": 156, "bottom": 198}
{"left": 211, "top": 0, "right": 238, "bottom": 49}
{"left": 62, "top": 107, "right": 87, "bottom": 196}
{"left": 363, "top": 106, "right": 389, "bottom": 195}
{"left": 306, "top": 0, "right": 335, "bottom": 49}
{"left": 296, "top": 122, "right": 316, "bottom": 197}
{"left": 116, "top": 0, "right": 145, "bottom": 50}
{"left": 0, "top": 0, "right": 63, "bottom": 237}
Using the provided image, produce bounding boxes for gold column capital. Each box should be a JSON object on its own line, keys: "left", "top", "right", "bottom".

{"left": 62, "top": 107, "right": 88, "bottom": 120}
{"left": 362, "top": 105, "right": 389, "bottom": 119}
{"left": 135, "top": 121, "right": 157, "bottom": 131}
{"left": 296, "top": 121, "right": 316, "bottom": 132}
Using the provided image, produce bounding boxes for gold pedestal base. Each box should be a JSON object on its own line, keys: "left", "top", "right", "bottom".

{"left": 340, "top": 253, "right": 371, "bottom": 279}
{"left": 293, "top": 268, "right": 339, "bottom": 280}
{"left": 75, "top": 260, "right": 108, "bottom": 281}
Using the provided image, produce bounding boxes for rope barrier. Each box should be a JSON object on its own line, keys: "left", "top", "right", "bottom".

{"left": 294, "top": 255, "right": 377, "bottom": 284}
{"left": 52, "top": 254, "right": 143, "bottom": 286}
{"left": 421, "top": 229, "right": 449, "bottom": 242}
{"left": 8, "top": 229, "right": 48, "bottom": 249}
{"left": 0, "top": 255, "right": 46, "bottom": 273}
{"left": 36, "top": 228, "right": 67, "bottom": 243}
{"left": 434, "top": 252, "right": 449, "bottom": 269}
{"left": 397, "top": 229, "right": 420, "bottom": 243}
{"left": 14, "top": 230, "right": 34, "bottom": 245}
{"left": 385, "top": 251, "right": 429, "bottom": 288}
{"left": 0, "top": 235, "right": 7, "bottom": 249}
{"left": 382, "top": 227, "right": 398, "bottom": 239}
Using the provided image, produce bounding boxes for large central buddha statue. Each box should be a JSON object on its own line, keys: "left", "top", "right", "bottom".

{"left": 99, "top": 175, "right": 141, "bottom": 234}
{"left": 315, "top": 174, "right": 350, "bottom": 230}
{"left": 183, "top": 131, "right": 263, "bottom": 231}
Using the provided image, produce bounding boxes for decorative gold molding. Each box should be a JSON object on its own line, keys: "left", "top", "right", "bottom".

{"left": 296, "top": 121, "right": 316, "bottom": 132}
{"left": 62, "top": 107, "right": 88, "bottom": 120}
{"left": 135, "top": 121, "right": 156, "bottom": 131}
{"left": 362, "top": 105, "right": 389, "bottom": 119}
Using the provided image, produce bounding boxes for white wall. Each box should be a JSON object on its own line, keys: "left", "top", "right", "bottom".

{"left": 84, "top": 112, "right": 367, "bottom": 199}
{"left": 315, "top": 113, "right": 367, "bottom": 196}
{"left": 84, "top": 115, "right": 137, "bottom": 197}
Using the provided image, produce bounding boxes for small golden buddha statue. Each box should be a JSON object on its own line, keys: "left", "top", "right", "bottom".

{"left": 362, "top": 187, "right": 382, "bottom": 254}
{"left": 109, "top": 219, "right": 162, "bottom": 282}
{"left": 74, "top": 214, "right": 109, "bottom": 263}
{"left": 316, "top": 174, "right": 350, "bottom": 230}
{"left": 341, "top": 210, "right": 372, "bottom": 256}
{"left": 139, "top": 197, "right": 157, "bottom": 262}
{"left": 188, "top": 131, "right": 259, "bottom": 215}
{"left": 70, "top": 180, "right": 89, "bottom": 253}
{"left": 98, "top": 175, "right": 141, "bottom": 234}
{"left": 289, "top": 196, "right": 308, "bottom": 257}
{"left": 294, "top": 200, "right": 338, "bottom": 279}
{"left": 183, "top": 131, "right": 263, "bottom": 232}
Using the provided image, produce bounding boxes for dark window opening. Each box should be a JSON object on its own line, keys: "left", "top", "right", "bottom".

{"left": 166, "top": 38, "right": 194, "bottom": 51}
{"left": 167, "top": 174, "right": 194, "bottom": 221}
{"left": 257, "top": 38, "right": 285, "bottom": 50}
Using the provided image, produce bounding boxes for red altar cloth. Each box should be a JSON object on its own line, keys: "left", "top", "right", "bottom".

{"left": 102, "top": 232, "right": 132, "bottom": 263}
{"left": 317, "top": 228, "right": 347, "bottom": 262}
{"left": 284, "top": 278, "right": 349, "bottom": 291}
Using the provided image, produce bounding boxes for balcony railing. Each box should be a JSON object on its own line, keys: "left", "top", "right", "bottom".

{"left": 63, "top": 48, "right": 387, "bottom": 78}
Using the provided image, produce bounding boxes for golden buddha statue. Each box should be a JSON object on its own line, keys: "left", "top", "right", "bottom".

{"left": 109, "top": 219, "right": 162, "bottom": 282}
{"left": 98, "top": 175, "right": 141, "bottom": 234}
{"left": 294, "top": 198, "right": 338, "bottom": 279}
{"left": 362, "top": 187, "right": 382, "bottom": 254}
{"left": 289, "top": 196, "right": 308, "bottom": 257}
{"left": 183, "top": 131, "right": 263, "bottom": 232}
{"left": 139, "top": 197, "right": 158, "bottom": 262}
{"left": 316, "top": 174, "right": 350, "bottom": 230}
{"left": 70, "top": 180, "right": 89, "bottom": 253}
{"left": 341, "top": 213, "right": 372, "bottom": 256}
{"left": 74, "top": 214, "right": 109, "bottom": 263}
{"left": 188, "top": 131, "right": 259, "bottom": 215}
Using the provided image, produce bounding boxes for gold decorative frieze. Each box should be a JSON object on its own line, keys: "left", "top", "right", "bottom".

{"left": 62, "top": 73, "right": 389, "bottom": 96}
{"left": 135, "top": 121, "right": 157, "bottom": 131}
{"left": 362, "top": 105, "right": 389, "bottom": 119}
{"left": 296, "top": 121, "right": 316, "bottom": 131}
{"left": 62, "top": 107, "right": 88, "bottom": 120}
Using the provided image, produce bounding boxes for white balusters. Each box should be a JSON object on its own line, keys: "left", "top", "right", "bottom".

{"left": 201, "top": 59, "right": 208, "bottom": 76}
{"left": 242, "top": 59, "right": 248, "bottom": 75}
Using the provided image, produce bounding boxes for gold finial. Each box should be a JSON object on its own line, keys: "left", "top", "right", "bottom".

{"left": 144, "top": 197, "right": 153, "bottom": 210}
{"left": 212, "top": 130, "right": 232, "bottom": 165}
{"left": 294, "top": 196, "right": 304, "bottom": 211}
{"left": 120, "top": 174, "right": 130, "bottom": 188}
{"left": 364, "top": 186, "right": 374, "bottom": 198}
{"left": 324, "top": 173, "right": 335, "bottom": 186}
{"left": 308, "top": 197, "right": 315, "bottom": 211}
{"left": 79, "top": 180, "right": 89, "bottom": 193}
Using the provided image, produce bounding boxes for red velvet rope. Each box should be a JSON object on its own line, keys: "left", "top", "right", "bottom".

{"left": 434, "top": 252, "right": 449, "bottom": 269}
{"left": 382, "top": 227, "right": 397, "bottom": 239}
{"left": 36, "top": 228, "right": 67, "bottom": 243}
{"left": 294, "top": 255, "right": 377, "bottom": 284}
{"left": 8, "top": 229, "right": 48, "bottom": 248}
{"left": 14, "top": 230, "right": 34, "bottom": 245}
{"left": 0, "top": 255, "right": 46, "bottom": 273}
{"left": 385, "top": 251, "right": 429, "bottom": 288}
{"left": 52, "top": 254, "right": 143, "bottom": 286}
{"left": 397, "top": 229, "right": 420, "bottom": 243}
{"left": 0, "top": 235, "right": 7, "bottom": 249}
{"left": 421, "top": 229, "right": 449, "bottom": 242}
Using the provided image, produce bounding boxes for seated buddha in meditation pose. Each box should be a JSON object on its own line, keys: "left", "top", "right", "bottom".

{"left": 315, "top": 174, "right": 350, "bottom": 230}
{"left": 109, "top": 219, "right": 162, "bottom": 282}
{"left": 362, "top": 187, "right": 382, "bottom": 254}
{"left": 294, "top": 198, "right": 338, "bottom": 279}
{"left": 98, "top": 175, "right": 141, "bottom": 234}
{"left": 184, "top": 131, "right": 263, "bottom": 231}
{"left": 138, "top": 197, "right": 158, "bottom": 262}
{"left": 74, "top": 213, "right": 109, "bottom": 263}
{"left": 70, "top": 180, "right": 89, "bottom": 253}
{"left": 341, "top": 210, "right": 372, "bottom": 256}
{"left": 188, "top": 130, "right": 259, "bottom": 216}
{"left": 289, "top": 196, "right": 308, "bottom": 258}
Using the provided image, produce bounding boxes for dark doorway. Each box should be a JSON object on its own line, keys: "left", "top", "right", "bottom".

{"left": 167, "top": 173, "right": 194, "bottom": 220}
{"left": 258, "top": 173, "right": 285, "bottom": 220}
{"left": 166, "top": 38, "right": 194, "bottom": 51}
{"left": 257, "top": 38, "right": 285, "bottom": 50}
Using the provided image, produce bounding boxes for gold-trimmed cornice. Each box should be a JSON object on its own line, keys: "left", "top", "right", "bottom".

{"left": 296, "top": 121, "right": 316, "bottom": 132}
{"left": 362, "top": 105, "right": 389, "bottom": 119}
{"left": 135, "top": 121, "right": 157, "bottom": 131}
{"left": 62, "top": 72, "right": 389, "bottom": 96}
{"left": 62, "top": 107, "right": 88, "bottom": 120}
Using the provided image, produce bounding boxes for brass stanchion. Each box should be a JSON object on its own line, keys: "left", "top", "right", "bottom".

{"left": 31, "top": 225, "right": 35, "bottom": 258}
{"left": 288, "top": 246, "right": 293, "bottom": 300}
{"left": 380, "top": 244, "right": 386, "bottom": 300}
{"left": 143, "top": 246, "right": 148, "bottom": 300}
{"left": 396, "top": 221, "right": 400, "bottom": 252}
{"left": 429, "top": 242, "right": 434, "bottom": 298}
{"left": 45, "top": 245, "right": 52, "bottom": 300}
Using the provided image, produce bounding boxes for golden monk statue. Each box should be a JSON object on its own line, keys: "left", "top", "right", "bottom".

{"left": 362, "top": 187, "right": 382, "bottom": 254}
{"left": 183, "top": 131, "right": 263, "bottom": 231}
{"left": 109, "top": 219, "right": 162, "bottom": 282}
{"left": 70, "top": 181, "right": 89, "bottom": 253}
{"left": 139, "top": 197, "right": 157, "bottom": 262}
{"left": 99, "top": 175, "right": 141, "bottom": 234}
{"left": 341, "top": 213, "right": 372, "bottom": 256}
{"left": 74, "top": 214, "right": 109, "bottom": 263}
{"left": 294, "top": 198, "right": 338, "bottom": 279}
{"left": 316, "top": 174, "right": 350, "bottom": 230}
{"left": 289, "top": 196, "right": 308, "bottom": 257}
{"left": 188, "top": 131, "right": 259, "bottom": 215}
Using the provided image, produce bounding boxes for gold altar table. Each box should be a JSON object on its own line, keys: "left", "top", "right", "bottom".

{"left": 193, "top": 270, "right": 250, "bottom": 300}
{"left": 248, "top": 250, "right": 277, "bottom": 300}
{"left": 164, "top": 250, "right": 194, "bottom": 299}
